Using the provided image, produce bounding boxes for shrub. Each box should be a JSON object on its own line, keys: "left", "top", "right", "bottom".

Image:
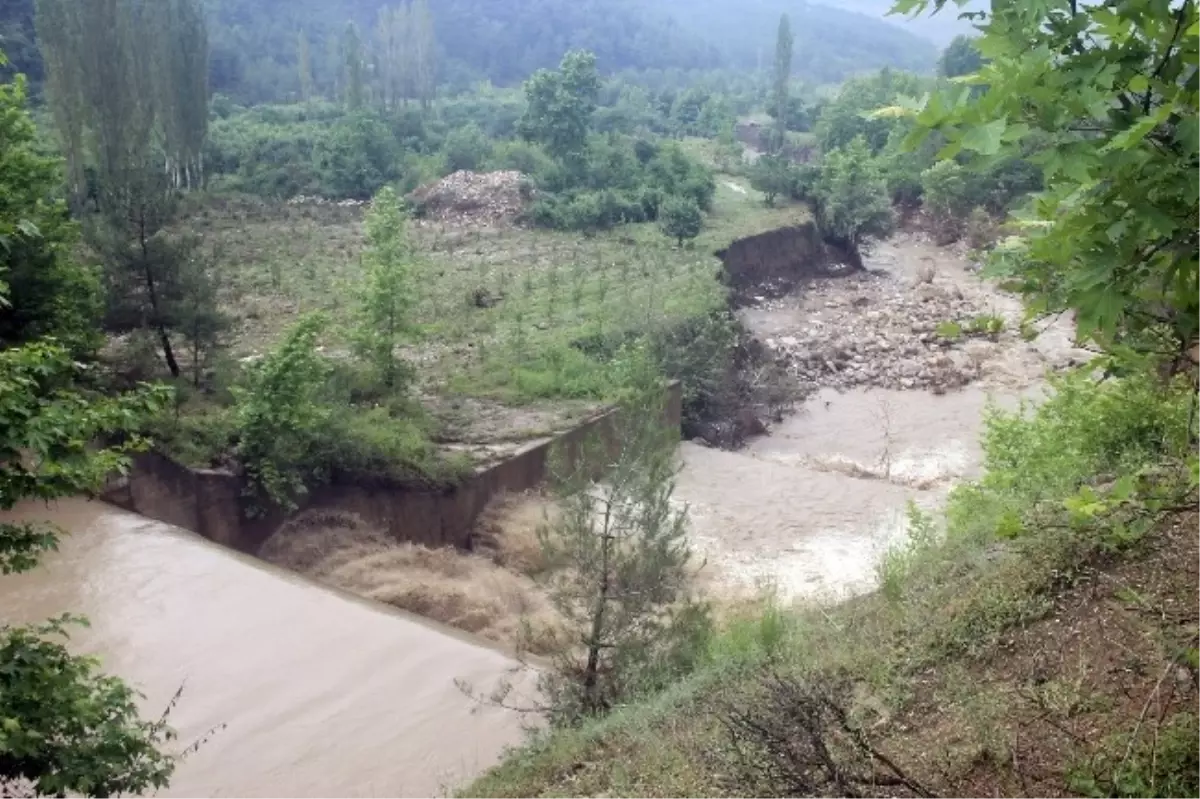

{"left": 659, "top": 195, "right": 703, "bottom": 246}
{"left": 441, "top": 122, "right": 493, "bottom": 172}
{"left": 232, "top": 314, "right": 331, "bottom": 512}
{"left": 487, "top": 139, "right": 557, "bottom": 178}
{"left": 813, "top": 136, "right": 893, "bottom": 247}
{"left": 312, "top": 111, "right": 400, "bottom": 199}
{"left": 920, "top": 160, "right": 970, "bottom": 240}
{"left": 749, "top": 154, "right": 793, "bottom": 206}
{"left": 964, "top": 206, "right": 996, "bottom": 250}
{"left": 943, "top": 367, "right": 1193, "bottom": 549}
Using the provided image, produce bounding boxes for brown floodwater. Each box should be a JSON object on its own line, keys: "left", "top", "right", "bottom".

{"left": 0, "top": 498, "right": 535, "bottom": 798}
{"left": 677, "top": 235, "right": 1087, "bottom": 602}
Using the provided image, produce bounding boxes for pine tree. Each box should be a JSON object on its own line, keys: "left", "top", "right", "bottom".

{"left": 771, "top": 14, "right": 793, "bottom": 154}
{"left": 535, "top": 345, "right": 710, "bottom": 725}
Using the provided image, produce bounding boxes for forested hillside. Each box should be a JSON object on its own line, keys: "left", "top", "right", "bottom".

{"left": 1, "top": 0, "right": 936, "bottom": 101}
{"left": 643, "top": 0, "right": 936, "bottom": 80}
{"left": 838, "top": 0, "right": 982, "bottom": 44}
{"left": 213, "top": 0, "right": 936, "bottom": 100}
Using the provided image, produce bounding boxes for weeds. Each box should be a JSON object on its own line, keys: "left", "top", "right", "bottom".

{"left": 466, "top": 363, "right": 1198, "bottom": 798}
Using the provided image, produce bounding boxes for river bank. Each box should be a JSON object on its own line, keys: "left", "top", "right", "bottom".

{"left": 678, "top": 230, "right": 1091, "bottom": 601}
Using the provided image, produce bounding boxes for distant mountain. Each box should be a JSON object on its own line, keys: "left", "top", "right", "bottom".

{"left": 643, "top": 0, "right": 938, "bottom": 83}
{"left": 836, "top": 0, "right": 984, "bottom": 45}
{"left": 205, "top": 0, "right": 939, "bottom": 100}
{"left": 2, "top": 0, "right": 945, "bottom": 103}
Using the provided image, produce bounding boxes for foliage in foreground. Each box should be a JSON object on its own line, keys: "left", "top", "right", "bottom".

{"left": 0, "top": 52, "right": 98, "bottom": 355}
{"left": 892, "top": 0, "right": 1199, "bottom": 361}
{"left": 0, "top": 293, "right": 176, "bottom": 795}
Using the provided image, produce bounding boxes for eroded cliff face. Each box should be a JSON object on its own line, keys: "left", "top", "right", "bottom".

{"left": 716, "top": 222, "right": 861, "bottom": 301}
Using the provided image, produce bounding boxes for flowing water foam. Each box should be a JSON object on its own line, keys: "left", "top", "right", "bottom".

{"left": 0, "top": 499, "right": 536, "bottom": 797}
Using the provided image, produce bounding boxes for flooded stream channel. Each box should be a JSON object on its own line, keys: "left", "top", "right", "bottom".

{"left": 0, "top": 499, "right": 534, "bottom": 798}
{"left": 0, "top": 235, "right": 1087, "bottom": 794}
{"left": 678, "top": 234, "right": 1087, "bottom": 600}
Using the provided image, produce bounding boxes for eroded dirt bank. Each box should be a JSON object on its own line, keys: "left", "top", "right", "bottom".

{"left": 681, "top": 232, "right": 1091, "bottom": 600}
{"left": 0, "top": 499, "right": 536, "bottom": 797}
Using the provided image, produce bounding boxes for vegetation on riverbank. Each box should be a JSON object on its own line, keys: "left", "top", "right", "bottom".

{"left": 466, "top": 367, "right": 1199, "bottom": 797}
{"left": 466, "top": 0, "right": 1200, "bottom": 794}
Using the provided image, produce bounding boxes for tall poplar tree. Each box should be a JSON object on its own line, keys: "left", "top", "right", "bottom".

{"left": 771, "top": 14, "right": 793, "bottom": 154}
{"left": 35, "top": 0, "right": 215, "bottom": 379}
{"left": 297, "top": 30, "right": 314, "bottom": 102}
{"left": 151, "top": 0, "right": 208, "bottom": 189}
{"left": 408, "top": 0, "right": 436, "bottom": 109}
{"left": 342, "top": 21, "right": 365, "bottom": 110}
{"left": 373, "top": 6, "right": 404, "bottom": 109}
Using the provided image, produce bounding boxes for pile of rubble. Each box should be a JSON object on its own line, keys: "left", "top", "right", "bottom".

{"left": 408, "top": 170, "right": 530, "bottom": 228}
{"left": 286, "top": 195, "right": 366, "bottom": 207}
{"left": 756, "top": 271, "right": 1008, "bottom": 394}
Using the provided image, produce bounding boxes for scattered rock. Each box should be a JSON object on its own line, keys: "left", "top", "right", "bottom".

{"left": 753, "top": 269, "right": 1005, "bottom": 394}
{"left": 286, "top": 195, "right": 366, "bottom": 208}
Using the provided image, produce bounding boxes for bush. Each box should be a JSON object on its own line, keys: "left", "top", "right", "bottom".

{"left": 749, "top": 155, "right": 793, "bottom": 206}
{"left": 659, "top": 195, "right": 703, "bottom": 245}
{"left": 310, "top": 404, "right": 457, "bottom": 484}
{"left": 232, "top": 314, "right": 332, "bottom": 512}
{"left": 441, "top": 122, "right": 493, "bottom": 172}
{"left": 487, "top": 139, "right": 557, "bottom": 178}
{"left": 312, "top": 111, "right": 401, "bottom": 199}
{"left": 964, "top": 206, "right": 996, "bottom": 250}
{"left": 920, "top": 160, "right": 970, "bottom": 240}
{"left": 812, "top": 136, "right": 893, "bottom": 247}
{"left": 938, "top": 367, "right": 1193, "bottom": 555}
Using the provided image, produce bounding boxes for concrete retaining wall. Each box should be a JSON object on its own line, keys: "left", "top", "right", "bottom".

{"left": 104, "top": 382, "right": 682, "bottom": 555}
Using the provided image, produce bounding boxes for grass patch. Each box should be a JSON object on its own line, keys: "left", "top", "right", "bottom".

{"left": 157, "top": 186, "right": 808, "bottom": 461}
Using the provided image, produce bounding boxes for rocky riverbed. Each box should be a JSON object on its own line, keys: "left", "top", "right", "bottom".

{"left": 739, "top": 232, "right": 1087, "bottom": 400}
{"left": 679, "top": 231, "right": 1091, "bottom": 600}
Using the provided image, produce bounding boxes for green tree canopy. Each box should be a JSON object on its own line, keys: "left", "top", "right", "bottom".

{"left": 813, "top": 136, "right": 894, "bottom": 248}
{"left": 815, "top": 68, "right": 926, "bottom": 154}
{"left": 938, "top": 34, "right": 983, "bottom": 78}
{"left": 0, "top": 54, "right": 98, "bottom": 353}
{"left": 519, "top": 50, "right": 600, "bottom": 162}
{"left": 893, "top": 0, "right": 1199, "bottom": 359}
{"left": 659, "top": 195, "right": 703, "bottom": 246}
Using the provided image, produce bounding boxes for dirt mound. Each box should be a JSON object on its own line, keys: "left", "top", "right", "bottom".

{"left": 259, "top": 509, "right": 563, "bottom": 654}
{"left": 409, "top": 170, "right": 530, "bottom": 228}
{"left": 718, "top": 222, "right": 860, "bottom": 301}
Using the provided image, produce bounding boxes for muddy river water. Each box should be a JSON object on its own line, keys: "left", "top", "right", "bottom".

{"left": 678, "top": 234, "right": 1087, "bottom": 600}
{"left": 0, "top": 499, "right": 535, "bottom": 797}
{"left": 0, "top": 236, "right": 1087, "bottom": 795}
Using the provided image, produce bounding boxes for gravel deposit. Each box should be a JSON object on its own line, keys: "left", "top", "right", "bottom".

{"left": 749, "top": 269, "right": 1008, "bottom": 395}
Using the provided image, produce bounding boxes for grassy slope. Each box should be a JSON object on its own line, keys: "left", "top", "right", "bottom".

{"left": 463, "top": 373, "right": 1199, "bottom": 797}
